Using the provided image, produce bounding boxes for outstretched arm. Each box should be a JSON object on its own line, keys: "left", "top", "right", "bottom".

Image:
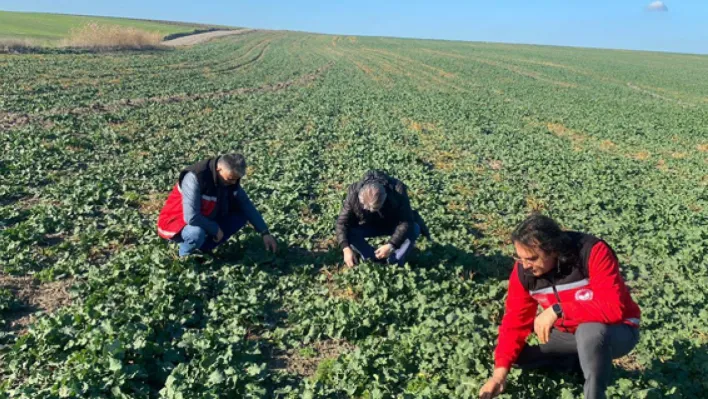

{"left": 234, "top": 188, "right": 270, "bottom": 235}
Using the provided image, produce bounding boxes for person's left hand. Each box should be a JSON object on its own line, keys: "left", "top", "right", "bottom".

{"left": 263, "top": 234, "right": 278, "bottom": 253}
{"left": 534, "top": 306, "right": 559, "bottom": 344}
{"left": 374, "top": 243, "right": 394, "bottom": 259}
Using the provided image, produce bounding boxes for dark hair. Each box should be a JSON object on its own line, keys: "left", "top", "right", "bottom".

{"left": 218, "top": 153, "right": 247, "bottom": 176}
{"left": 511, "top": 213, "right": 578, "bottom": 266}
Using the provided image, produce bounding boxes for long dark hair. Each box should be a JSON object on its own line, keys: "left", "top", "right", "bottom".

{"left": 511, "top": 213, "right": 578, "bottom": 268}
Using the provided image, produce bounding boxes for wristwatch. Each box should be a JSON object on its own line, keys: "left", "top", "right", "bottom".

{"left": 552, "top": 303, "right": 563, "bottom": 318}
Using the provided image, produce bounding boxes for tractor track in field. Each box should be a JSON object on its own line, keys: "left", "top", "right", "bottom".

{"left": 212, "top": 39, "right": 272, "bottom": 73}
{"left": 1, "top": 63, "right": 332, "bottom": 130}
{"left": 162, "top": 29, "right": 256, "bottom": 46}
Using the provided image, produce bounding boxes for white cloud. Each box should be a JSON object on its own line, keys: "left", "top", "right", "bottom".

{"left": 647, "top": 1, "right": 669, "bottom": 12}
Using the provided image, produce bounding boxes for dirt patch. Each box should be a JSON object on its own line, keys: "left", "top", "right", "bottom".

{"left": 320, "top": 268, "right": 359, "bottom": 301}
{"left": 614, "top": 354, "right": 645, "bottom": 372}
{"left": 138, "top": 193, "right": 165, "bottom": 215}
{"left": 270, "top": 339, "right": 355, "bottom": 378}
{"left": 431, "top": 151, "right": 462, "bottom": 171}
{"left": 632, "top": 151, "right": 652, "bottom": 161}
{"left": 525, "top": 196, "right": 547, "bottom": 212}
{"left": 162, "top": 29, "right": 255, "bottom": 47}
{"left": 488, "top": 159, "right": 503, "bottom": 170}
{"left": 404, "top": 118, "right": 437, "bottom": 133}
{"left": 599, "top": 140, "right": 617, "bottom": 151}
{"left": 313, "top": 236, "right": 338, "bottom": 252}
{"left": 0, "top": 112, "right": 32, "bottom": 130}
{"left": 656, "top": 159, "right": 668, "bottom": 172}
{"left": 39, "top": 232, "right": 65, "bottom": 248}
{"left": 697, "top": 144, "right": 708, "bottom": 152}
{"left": 547, "top": 122, "right": 585, "bottom": 142}
{"left": 352, "top": 60, "right": 377, "bottom": 79}
{"left": 0, "top": 273, "right": 74, "bottom": 333}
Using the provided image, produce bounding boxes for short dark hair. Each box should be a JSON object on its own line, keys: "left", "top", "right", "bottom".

{"left": 511, "top": 213, "right": 577, "bottom": 265}
{"left": 218, "top": 153, "right": 247, "bottom": 177}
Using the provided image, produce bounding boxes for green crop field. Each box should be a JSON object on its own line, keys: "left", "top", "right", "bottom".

{"left": 0, "top": 30, "right": 707, "bottom": 398}
{"left": 0, "top": 11, "right": 218, "bottom": 42}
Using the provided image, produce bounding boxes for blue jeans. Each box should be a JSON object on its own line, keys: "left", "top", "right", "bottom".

{"left": 348, "top": 223, "right": 420, "bottom": 266}
{"left": 172, "top": 212, "right": 248, "bottom": 257}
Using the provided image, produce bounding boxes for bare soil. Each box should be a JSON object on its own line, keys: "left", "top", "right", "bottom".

{"left": 269, "top": 339, "right": 355, "bottom": 378}
{"left": 0, "top": 273, "right": 74, "bottom": 334}
{"left": 162, "top": 29, "right": 255, "bottom": 46}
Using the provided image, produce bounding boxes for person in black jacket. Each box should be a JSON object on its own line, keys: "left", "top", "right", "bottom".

{"left": 336, "top": 170, "right": 429, "bottom": 266}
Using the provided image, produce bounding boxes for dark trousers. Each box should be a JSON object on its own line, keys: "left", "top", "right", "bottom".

{"left": 347, "top": 223, "right": 420, "bottom": 266}
{"left": 516, "top": 323, "right": 640, "bottom": 399}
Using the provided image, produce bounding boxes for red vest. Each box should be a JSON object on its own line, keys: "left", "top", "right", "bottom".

{"left": 156, "top": 184, "right": 218, "bottom": 239}
{"left": 494, "top": 233, "right": 642, "bottom": 369}
{"left": 517, "top": 232, "right": 641, "bottom": 332}
{"left": 156, "top": 157, "right": 239, "bottom": 239}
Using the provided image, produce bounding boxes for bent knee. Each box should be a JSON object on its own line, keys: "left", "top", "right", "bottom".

{"left": 182, "top": 225, "right": 207, "bottom": 242}
{"left": 576, "top": 323, "right": 610, "bottom": 349}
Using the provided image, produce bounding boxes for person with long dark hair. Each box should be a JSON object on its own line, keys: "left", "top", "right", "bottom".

{"left": 479, "top": 214, "right": 641, "bottom": 399}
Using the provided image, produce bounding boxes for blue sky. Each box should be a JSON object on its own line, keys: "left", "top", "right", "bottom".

{"left": 2, "top": 1, "right": 707, "bottom": 54}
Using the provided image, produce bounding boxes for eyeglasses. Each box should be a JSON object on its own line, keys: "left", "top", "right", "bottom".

{"left": 512, "top": 256, "right": 536, "bottom": 266}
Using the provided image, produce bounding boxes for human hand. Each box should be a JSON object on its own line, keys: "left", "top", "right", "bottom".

{"left": 534, "top": 306, "right": 559, "bottom": 344}
{"left": 374, "top": 243, "right": 394, "bottom": 259}
{"left": 263, "top": 234, "right": 278, "bottom": 253}
{"left": 343, "top": 247, "right": 357, "bottom": 267}
{"left": 479, "top": 368, "right": 508, "bottom": 399}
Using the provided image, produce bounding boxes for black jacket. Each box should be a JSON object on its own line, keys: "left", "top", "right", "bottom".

{"left": 336, "top": 171, "right": 414, "bottom": 248}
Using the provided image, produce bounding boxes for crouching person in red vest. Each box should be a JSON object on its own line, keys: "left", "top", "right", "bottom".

{"left": 157, "top": 154, "right": 277, "bottom": 257}
{"left": 479, "top": 214, "right": 640, "bottom": 399}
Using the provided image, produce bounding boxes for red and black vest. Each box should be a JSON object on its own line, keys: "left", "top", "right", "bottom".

{"left": 518, "top": 232, "right": 599, "bottom": 293}
{"left": 517, "top": 232, "right": 640, "bottom": 331}
{"left": 157, "top": 157, "right": 241, "bottom": 239}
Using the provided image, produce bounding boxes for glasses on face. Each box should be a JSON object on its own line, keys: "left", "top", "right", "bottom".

{"left": 221, "top": 173, "right": 242, "bottom": 185}
{"left": 512, "top": 256, "right": 537, "bottom": 266}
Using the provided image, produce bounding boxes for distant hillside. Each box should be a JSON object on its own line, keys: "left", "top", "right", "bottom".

{"left": 0, "top": 11, "right": 234, "bottom": 43}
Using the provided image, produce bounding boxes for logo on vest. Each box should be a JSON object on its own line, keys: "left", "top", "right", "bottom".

{"left": 575, "top": 289, "right": 594, "bottom": 301}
